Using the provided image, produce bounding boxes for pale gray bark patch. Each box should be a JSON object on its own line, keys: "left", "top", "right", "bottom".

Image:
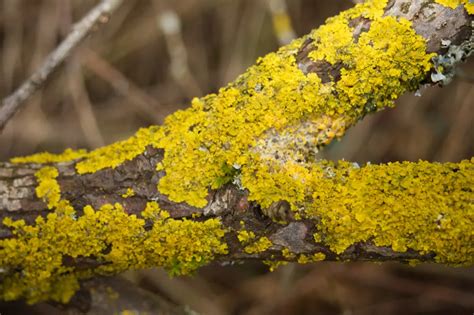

{"left": 270, "top": 222, "right": 316, "bottom": 253}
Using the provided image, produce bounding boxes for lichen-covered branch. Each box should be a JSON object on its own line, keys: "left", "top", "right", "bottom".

{"left": 0, "top": 0, "right": 473, "bottom": 306}
{"left": 1, "top": 153, "right": 473, "bottom": 304}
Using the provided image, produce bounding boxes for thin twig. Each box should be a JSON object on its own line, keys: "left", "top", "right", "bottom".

{"left": 81, "top": 49, "right": 164, "bottom": 123}
{"left": 154, "top": 3, "right": 203, "bottom": 98}
{"left": 68, "top": 57, "right": 106, "bottom": 148}
{"left": 0, "top": 0, "right": 124, "bottom": 131}
{"left": 267, "top": 0, "right": 296, "bottom": 45}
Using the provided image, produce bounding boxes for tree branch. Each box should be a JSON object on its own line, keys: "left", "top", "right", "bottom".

{"left": 0, "top": 0, "right": 124, "bottom": 131}
{"left": 1, "top": 148, "right": 472, "bottom": 263}
{"left": 0, "top": 0, "right": 473, "bottom": 306}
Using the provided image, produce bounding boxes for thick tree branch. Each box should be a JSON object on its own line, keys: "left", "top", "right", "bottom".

{"left": 1, "top": 148, "right": 471, "bottom": 264}
{"left": 0, "top": 0, "right": 473, "bottom": 307}
{"left": 1, "top": 149, "right": 472, "bottom": 304}
{"left": 0, "top": 0, "right": 124, "bottom": 131}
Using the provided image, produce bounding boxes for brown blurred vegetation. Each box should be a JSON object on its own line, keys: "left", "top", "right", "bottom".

{"left": 0, "top": 0, "right": 473, "bottom": 314}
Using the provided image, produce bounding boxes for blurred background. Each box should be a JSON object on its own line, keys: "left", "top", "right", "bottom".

{"left": 0, "top": 0, "right": 473, "bottom": 314}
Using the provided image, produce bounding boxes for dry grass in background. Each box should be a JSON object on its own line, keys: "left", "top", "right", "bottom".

{"left": 0, "top": 0, "right": 473, "bottom": 314}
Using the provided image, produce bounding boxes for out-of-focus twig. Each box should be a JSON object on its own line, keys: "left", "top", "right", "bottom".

{"left": 221, "top": 1, "right": 266, "bottom": 84}
{"left": 62, "top": 0, "right": 104, "bottom": 149}
{"left": 1, "top": 0, "right": 23, "bottom": 95}
{"left": 155, "top": 5, "right": 203, "bottom": 98}
{"left": 266, "top": 0, "right": 296, "bottom": 45}
{"left": 81, "top": 49, "right": 164, "bottom": 123}
{"left": 435, "top": 85, "right": 474, "bottom": 161}
{"left": 67, "top": 58, "right": 106, "bottom": 148}
{"left": 0, "top": 0, "right": 124, "bottom": 131}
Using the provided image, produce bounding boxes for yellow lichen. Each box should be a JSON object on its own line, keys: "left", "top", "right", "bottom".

{"left": 435, "top": 0, "right": 474, "bottom": 14}
{"left": 312, "top": 253, "right": 326, "bottom": 261}
{"left": 304, "top": 159, "right": 473, "bottom": 265}
{"left": 141, "top": 201, "right": 169, "bottom": 220}
{"left": 142, "top": 206, "right": 228, "bottom": 276}
{"left": 11, "top": 148, "right": 88, "bottom": 164}
{"left": 35, "top": 166, "right": 61, "bottom": 209}
{"left": 297, "top": 254, "right": 310, "bottom": 264}
{"left": 254, "top": 115, "right": 348, "bottom": 169}
{"left": 121, "top": 188, "right": 135, "bottom": 198}
{"left": 313, "top": 233, "right": 322, "bottom": 243}
{"left": 310, "top": 12, "right": 434, "bottom": 116}
{"left": 76, "top": 127, "right": 161, "bottom": 174}
{"left": 237, "top": 230, "right": 256, "bottom": 244}
{"left": 297, "top": 252, "right": 326, "bottom": 264}
{"left": 282, "top": 248, "right": 296, "bottom": 260}
{"left": 238, "top": 230, "right": 273, "bottom": 254}
{"left": 335, "top": 16, "right": 433, "bottom": 111}
{"left": 0, "top": 200, "right": 228, "bottom": 303}
{"left": 244, "top": 237, "right": 273, "bottom": 254}
{"left": 11, "top": 127, "right": 162, "bottom": 176}
{"left": 308, "top": 18, "right": 354, "bottom": 65}
{"left": 241, "top": 157, "right": 314, "bottom": 209}
{"left": 238, "top": 156, "right": 473, "bottom": 265}
{"left": 263, "top": 259, "right": 288, "bottom": 272}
